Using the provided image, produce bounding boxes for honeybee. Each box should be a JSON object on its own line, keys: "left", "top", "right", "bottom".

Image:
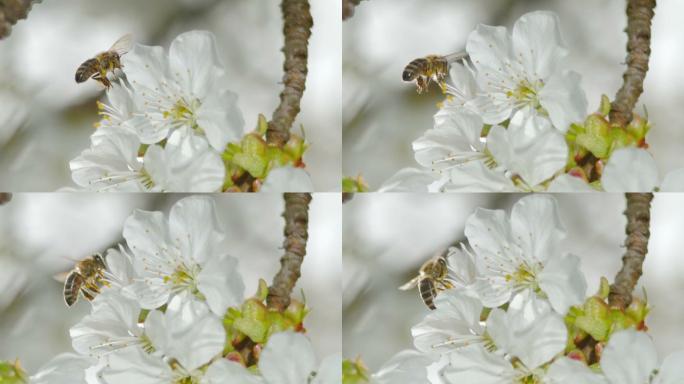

{"left": 402, "top": 52, "right": 468, "bottom": 94}
{"left": 75, "top": 34, "right": 133, "bottom": 88}
{"left": 60, "top": 253, "right": 108, "bottom": 307}
{"left": 399, "top": 253, "right": 453, "bottom": 310}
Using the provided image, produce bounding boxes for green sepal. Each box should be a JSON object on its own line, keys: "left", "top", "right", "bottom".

{"left": 0, "top": 360, "right": 27, "bottom": 384}
{"left": 343, "top": 358, "right": 370, "bottom": 384}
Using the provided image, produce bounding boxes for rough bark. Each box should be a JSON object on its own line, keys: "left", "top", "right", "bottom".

{"left": 267, "top": 193, "right": 312, "bottom": 311}
{"left": 266, "top": 0, "right": 313, "bottom": 147}
{"left": 609, "top": 193, "right": 653, "bottom": 309}
{"left": 609, "top": 0, "right": 656, "bottom": 126}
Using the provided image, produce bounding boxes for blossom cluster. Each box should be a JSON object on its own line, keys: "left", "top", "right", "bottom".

{"left": 381, "top": 11, "right": 683, "bottom": 192}
{"left": 353, "top": 195, "right": 684, "bottom": 384}
{"left": 69, "top": 31, "right": 313, "bottom": 192}
{"left": 28, "top": 196, "right": 338, "bottom": 384}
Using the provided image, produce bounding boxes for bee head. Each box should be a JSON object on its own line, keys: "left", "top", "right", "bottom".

{"left": 402, "top": 70, "right": 415, "bottom": 81}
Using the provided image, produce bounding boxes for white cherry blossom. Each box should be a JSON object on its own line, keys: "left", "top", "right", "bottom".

{"left": 123, "top": 31, "right": 245, "bottom": 151}
{"left": 464, "top": 194, "right": 586, "bottom": 314}
{"left": 122, "top": 195, "right": 245, "bottom": 315}
{"left": 465, "top": 11, "right": 587, "bottom": 132}
{"left": 70, "top": 128, "right": 225, "bottom": 192}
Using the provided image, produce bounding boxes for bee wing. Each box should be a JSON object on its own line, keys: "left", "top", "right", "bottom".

{"left": 443, "top": 51, "right": 468, "bottom": 63}
{"left": 53, "top": 271, "right": 70, "bottom": 283}
{"left": 398, "top": 275, "right": 421, "bottom": 290}
{"left": 109, "top": 33, "right": 133, "bottom": 55}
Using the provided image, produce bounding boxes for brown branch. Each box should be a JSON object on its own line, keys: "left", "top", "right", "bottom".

{"left": 609, "top": 0, "right": 656, "bottom": 126}
{"left": 266, "top": 0, "right": 313, "bottom": 147}
{"left": 609, "top": 193, "right": 653, "bottom": 309}
{"left": 0, "top": 0, "right": 37, "bottom": 40}
{"left": 267, "top": 193, "right": 312, "bottom": 311}
{"left": 0, "top": 193, "right": 11, "bottom": 205}
{"left": 342, "top": 0, "right": 362, "bottom": 20}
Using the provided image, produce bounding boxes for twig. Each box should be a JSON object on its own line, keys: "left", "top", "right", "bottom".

{"left": 0, "top": 0, "right": 38, "bottom": 40}
{"left": 609, "top": 0, "right": 656, "bottom": 126}
{"left": 266, "top": 0, "right": 313, "bottom": 147}
{"left": 0, "top": 193, "right": 11, "bottom": 205}
{"left": 342, "top": 0, "right": 362, "bottom": 20}
{"left": 267, "top": 193, "right": 312, "bottom": 311}
{"left": 609, "top": 193, "right": 653, "bottom": 309}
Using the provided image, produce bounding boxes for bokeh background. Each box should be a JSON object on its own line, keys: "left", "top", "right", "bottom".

{"left": 343, "top": 193, "right": 684, "bottom": 371}
{"left": 343, "top": 0, "right": 684, "bottom": 189}
{"left": 0, "top": 193, "right": 341, "bottom": 373}
{"left": 0, "top": 0, "right": 340, "bottom": 191}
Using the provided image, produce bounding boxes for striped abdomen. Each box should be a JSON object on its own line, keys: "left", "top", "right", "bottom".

{"left": 402, "top": 56, "right": 449, "bottom": 81}
{"left": 63, "top": 272, "right": 84, "bottom": 307}
{"left": 403, "top": 58, "right": 429, "bottom": 81}
{"left": 75, "top": 58, "right": 100, "bottom": 83}
{"left": 419, "top": 278, "right": 437, "bottom": 310}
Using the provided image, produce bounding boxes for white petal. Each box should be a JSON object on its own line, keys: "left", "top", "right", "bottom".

{"left": 70, "top": 291, "right": 142, "bottom": 357}
{"left": 144, "top": 129, "right": 225, "bottom": 192}
{"left": 446, "top": 246, "right": 478, "bottom": 287}
{"left": 539, "top": 71, "right": 587, "bottom": 132}
{"left": 446, "top": 63, "right": 478, "bottom": 101}
{"left": 411, "top": 291, "right": 484, "bottom": 354}
{"left": 123, "top": 44, "right": 168, "bottom": 94}
{"left": 260, "top": 332, "right": 317, "bottom": 384}
{"left": 123, "top": 208, "right": 173, "bottom": 281}
{"left": 260, "top": 166, "right": 315, "bottom": 192}
{"left": 312, "top": 354, "right": 342, "bottom": 384}
{"left": 414, "top": 110, "right": 484, "bottom": 169}
{"left": 197, "top": 253, "right": 245, "bottom": 316}
{"left": 487, "top": 293, "right": 566, "bottom": 369}
{"left": 465, "top": 94, "right": 514, "bottom": 125}
{"left": 202, "top": 360, "right": 264, "bottom": 384}
{"left": 512, "top": 11, "right": 566, "bottom": 79}
{"left": 545, "top": 357, "right": 607, "bottom": 384}
{"left": 122, "top": 279, "right": 169, "bottom": 310}
{"left": 653, "top": 350, "right": 684, "bottom": 384}
{"left": 168, "top": 31, "right": 222, "bottom": 98}
{"left": 466, "top": 24, "right": 513, "bottom": 79}
{"left": 488, "top": 112, "right": 567, "bottom": 187}
{"left": 70, "top": 130, "right": 144, "bottom": 192}
{"left": 104, "top": 246, "right": 136, "bottom": 290}
{"left": 196, "top": 87, "right": 245, "bottom": 150}
{"left": 30, "top": 353, "right": 94, "bottom": 384}
{"left": 445, "top": 162, "right": 517, "bottom": 192}
{"left": 510, "top": 194, "right": 565, "bottom": 264}
{"left": 145, "top": 295, "right": 225, "bottom": 371}
{"left": 372, "top": 350, "right": 432, "bottom": 384}
{"left": 444, "top": 344, "right": 514, "bottom": 384}
{"left": 100, "top": 346, "right": 173, "bottom": 384}
{"left": 538, "top": 253, "right": 586, "bottom": 314}
{"left": 378, "top": 168, "right": 437, "bottom": 192}
{"left": 602, "top": 148, "right": 659, "bottom": 192}
{"left": 601, "top": 330, "right": 658, "bottom": 384}
{"left": 168, "top": 195, "right": 225, "bottom": 265}
{"left": 547, "top": 174, "right": 595, "bottom": 192}
{"left": 660, "top": 168, "right": 684, "bottom": 192}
